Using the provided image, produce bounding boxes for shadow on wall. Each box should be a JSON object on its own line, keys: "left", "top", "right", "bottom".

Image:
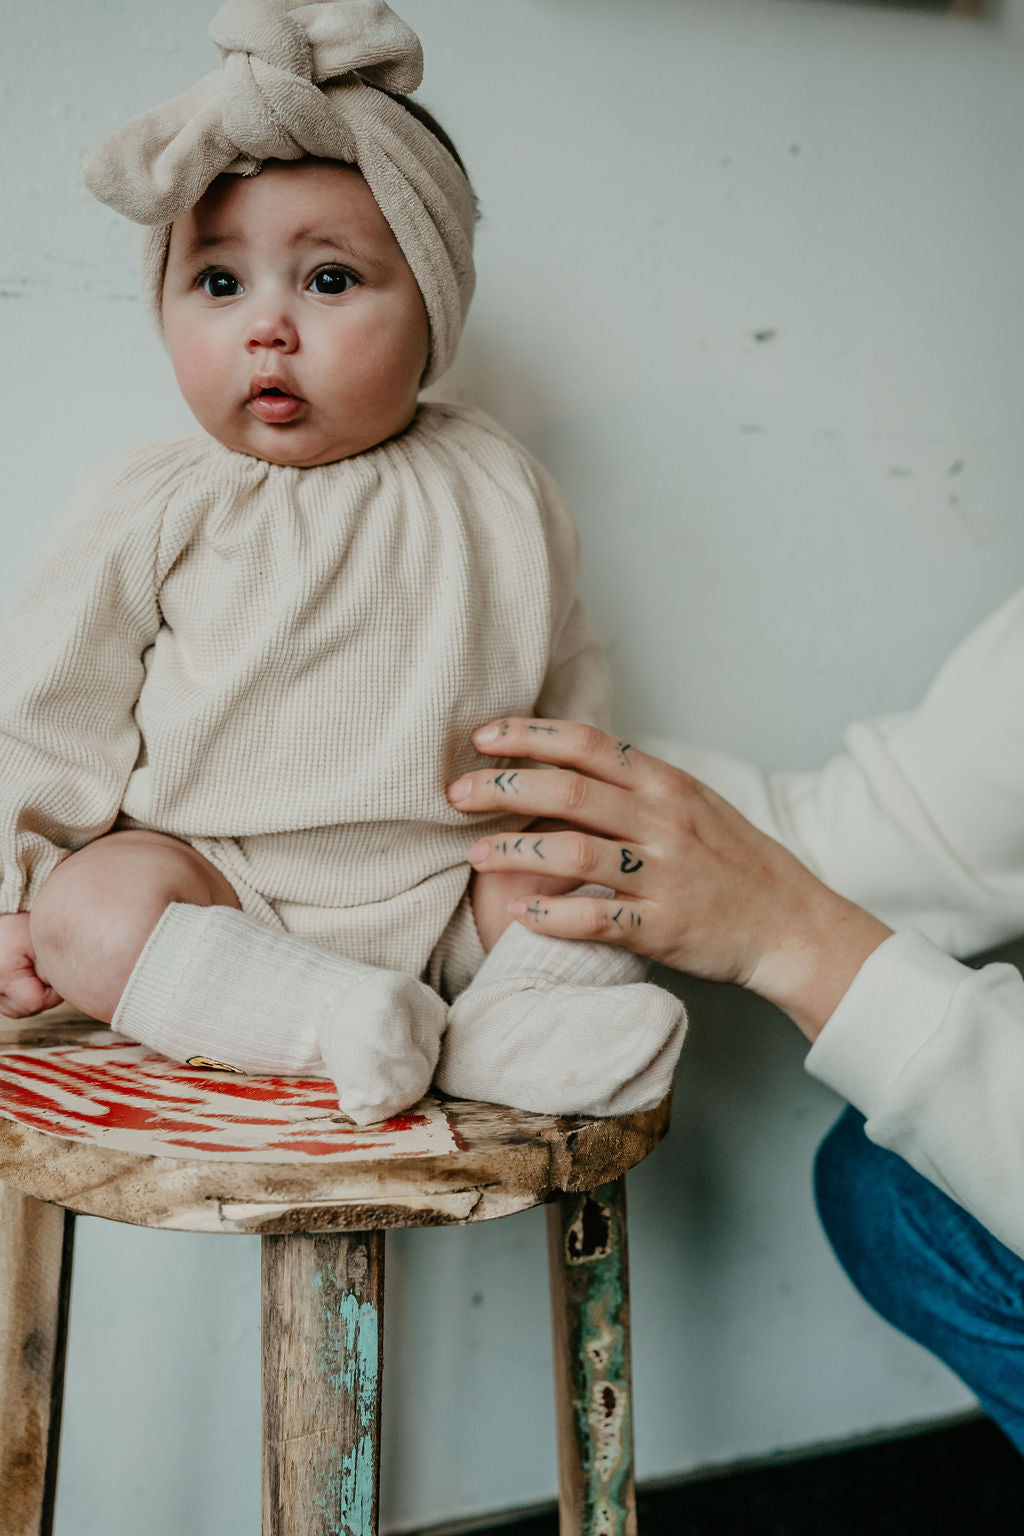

{"left": 789, "top": 0, "right": 996, "bottom": 15}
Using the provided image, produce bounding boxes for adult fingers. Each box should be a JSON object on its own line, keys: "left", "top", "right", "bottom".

{"left": 467, "top": 828, "right": 652, "bottom": 892}
{"left": 448, "top": 764, "right": 640, "bottom": 838}
{"left": 506, "top": 891, "right": 650, "bottom": 948}
{"left": 471, "top": 717, "right": 665, "bottom": 790}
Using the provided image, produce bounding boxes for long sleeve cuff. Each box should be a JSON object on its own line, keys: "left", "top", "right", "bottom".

{"left": 804, "top": 930, "right": 964, "bottom": 1116}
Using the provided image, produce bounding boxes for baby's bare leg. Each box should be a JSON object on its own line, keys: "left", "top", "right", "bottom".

{"left": 30, "top": 830, "right": 241, "bottom": 1024}
{"left": 471, "top": 868, "right": 579, "bottom": 953}
{"left": 470, "top": 821, "right": 580, "bottom": 953}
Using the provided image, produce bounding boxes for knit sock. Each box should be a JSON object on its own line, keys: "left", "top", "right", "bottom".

{"left": 111, "top": 903, "right": 447, "bottom": 1126}
{"left": 435, "top": 886, "right": 687, "bottom": 1116}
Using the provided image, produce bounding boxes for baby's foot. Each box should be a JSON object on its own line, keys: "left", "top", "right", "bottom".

{"left": 317, "top": 969, "right": 447, "bottom": 1125}
{"left": 436, "top": 978, "right": 686, "bottom": 1117}
{"left": 113, "top": 903, "right": 447, "bottom": 1126}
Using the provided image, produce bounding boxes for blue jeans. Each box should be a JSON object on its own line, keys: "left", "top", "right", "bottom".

{"left": 814, "top": 1105, "right": 1024, "bottom": 1452}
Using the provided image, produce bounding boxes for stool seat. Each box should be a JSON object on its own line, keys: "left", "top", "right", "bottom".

{"left": 0, "top": 1016, "right": 668, "bottom": 1235}
{"left": 0, "top": 1012, "right": 669, "bottom": 1536}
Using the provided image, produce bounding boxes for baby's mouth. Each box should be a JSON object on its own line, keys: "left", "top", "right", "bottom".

{"left": 247, "top": 381, "right": 305, "bottom": 424}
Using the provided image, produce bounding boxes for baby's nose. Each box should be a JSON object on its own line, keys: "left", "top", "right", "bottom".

{"left": 246, "top": 312, "right": 298, "bottom": 353}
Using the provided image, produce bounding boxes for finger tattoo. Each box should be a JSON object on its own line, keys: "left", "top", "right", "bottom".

{"left": 619, "top": 848, "right": 644, "bottom": 874}
{"left": 528, "top": 723, "right": 559, "bottom": 735}
{"left": 526, "top": 900, "right": 550, "bottom": 922}
{"left": 489, "top": 771, "right": 520, "bottom": 795}
{"left": 609, "top": 906, "right": 642, "bottom": 930}
{"left": 617, "top": 741, "right": 633, "bottom": 767}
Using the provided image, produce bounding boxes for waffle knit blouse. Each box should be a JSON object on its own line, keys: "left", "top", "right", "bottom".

{"left": 0, "top": 402, "right": 609, "bottom": 977}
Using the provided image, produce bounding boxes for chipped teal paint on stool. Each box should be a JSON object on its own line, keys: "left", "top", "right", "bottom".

{"left": 0, "top": 1015, "right": 669, "bottom": 1536}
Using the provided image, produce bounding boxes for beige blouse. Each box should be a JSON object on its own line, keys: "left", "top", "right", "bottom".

{"left": 0, "top": 403, "right": 609, "bottom": 965}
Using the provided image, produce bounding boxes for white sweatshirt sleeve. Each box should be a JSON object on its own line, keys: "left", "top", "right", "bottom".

{"left": 643, "top": 584, "right": 1024, "bottom": 958}
{"left": 805, "top": 931, "right": 1024, "bottom": 1257}
{"left": 0, "top": 452, "right": 168, "bottom": 913}
{"left": 640, "top": 585, "right": 1024, "bottom": 1255}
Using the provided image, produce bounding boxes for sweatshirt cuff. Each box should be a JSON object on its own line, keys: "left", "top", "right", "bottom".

{"left": 804, "top": 929, "right": 966, "bottom": 1116}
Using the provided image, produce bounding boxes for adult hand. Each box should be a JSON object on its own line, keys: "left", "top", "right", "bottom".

{"left": 0, "top": 912, "right": 64, "bottom": 1020}
{"left": 448, "top": 718, "right": 891, "bottom": 1040}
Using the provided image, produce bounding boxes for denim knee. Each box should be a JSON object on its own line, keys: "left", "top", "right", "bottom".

{"left": 814, "top": 1104, "right": 1024, "bottom": 1452}
{"left": 814, "top": 1105, "right": 918, "bottom": 1327}
{"left": 815, "top": 1105, "right": 1024, "bottom": 1326}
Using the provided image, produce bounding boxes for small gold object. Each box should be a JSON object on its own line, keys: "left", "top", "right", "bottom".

{"left": 186, "top": 1055, "right": 244, "bottom": 1074}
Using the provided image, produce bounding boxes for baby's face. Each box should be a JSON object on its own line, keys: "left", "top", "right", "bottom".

{"left": 162, "top": 160, "right": 429, "bottom": 466}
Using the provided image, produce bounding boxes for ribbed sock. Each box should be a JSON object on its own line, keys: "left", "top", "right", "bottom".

{"left": 435, "top": 886, "right": 687, "bottom": 1116}
{"left": 111, "top": 903, "right": 447, "bottom": 1125}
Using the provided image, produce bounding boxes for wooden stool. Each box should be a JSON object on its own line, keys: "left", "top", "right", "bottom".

{"left": 0, "top": 1015, "right": 669, "bottom": 1536}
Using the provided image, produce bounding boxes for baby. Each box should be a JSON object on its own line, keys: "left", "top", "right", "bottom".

{"left": 0, "top": 0, "right": 686, "bottom": 1124}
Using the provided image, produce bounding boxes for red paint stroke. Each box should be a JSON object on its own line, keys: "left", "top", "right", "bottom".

{"left": 263, "top": 1139, "right": 382, "bottom": 1156}
{"left": 2, "top": 1049, "right": 340, "bottom": 1113}
{"left": 0, "top": 1102, "right": 87, "bottom": 1139}
{"left": 1, "top": 1054, "right": 334, "bottom": 1116}
{"left": 0, "top": 1075, "right": 99, "bottom": 1126}
{"left": 0, "top": 1048, "right": 447, "bottom": 1151}
{"left": 0, "top": 1072, "right": 300, "bottom": 1133}
{"left": 0, "top": 1054, "right": 201, "bottom": 1110}
{"left": 166, "top": 1072, "right": 340, "bottom": 1108}
{"left": 447, "top": 1117, "right": 469, "bottom": 1152}
{"left": 65, "top": 1099, "right": 210, "bottom": 1135}
{"left": 379, "top": 1112, "right": 429, "bottom": 1132}
{"left": 0, "top": 1073, "right": 213, "bottom": 1137}
{"left": 185, "top": 1114, "right": 297, "bottom": 1127}
{"left": 162, "top": 1138, "right": 264, "bottom": 1153}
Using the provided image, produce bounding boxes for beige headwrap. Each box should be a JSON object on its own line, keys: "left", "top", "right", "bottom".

{"left": 83, "top": 0, "right": 476, "bottom": 383}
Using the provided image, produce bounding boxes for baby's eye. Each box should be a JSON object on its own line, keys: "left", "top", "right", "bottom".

{"left": 309, "top": 266, "right": 358, "bottom": 297}
{"left": 199, "top": 269, "right": 241, "bottom": 298}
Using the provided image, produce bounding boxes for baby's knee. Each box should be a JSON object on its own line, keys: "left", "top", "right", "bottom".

{"left": 470, "top": 868, "right": 579, "bottom": 953}
{"left": 30, "top": 833, "right": 234, "bottom": 1022}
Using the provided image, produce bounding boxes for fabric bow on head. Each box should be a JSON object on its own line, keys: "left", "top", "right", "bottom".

{"left": 83, "top": 0, "right": 475, "bottom": 384}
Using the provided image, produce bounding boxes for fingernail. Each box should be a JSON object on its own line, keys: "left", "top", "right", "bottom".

{"left": 474, "top": 723, "right": 500, "bottom": 744}
{"left": 507, "top": 900, "right": 527, "bottom": 916}
{"left": 468, "top": 840, "right": 490, "bottom": 862}
{"left": 448, "top": 776, "right": 472, "bottom": 802}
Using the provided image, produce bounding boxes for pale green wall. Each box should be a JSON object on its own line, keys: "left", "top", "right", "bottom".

{"left": 4, "top": 1, "right": 1023, "bottom": 1530}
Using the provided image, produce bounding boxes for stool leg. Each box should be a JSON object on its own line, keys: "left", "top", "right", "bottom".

{"left": 547, "top": 1178, "right": 637, "bottom": 1536}
{"left": 0, "top": 1184, "right": 75, "bottom": 1536}
{"left": 261, "top": 1231, "right": 385, "bottom": 1536}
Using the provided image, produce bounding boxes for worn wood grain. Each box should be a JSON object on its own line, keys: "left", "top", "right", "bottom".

{"left": 547, "top": 1179, "right": 637, "bottom": 1536}
{"left": 0, "top": 1184, "right": 74, "bottom": 1536}
{"left": 262, "top": 1231, "right": 384, "bottom": 1536}
{"left": 0, "top": 1023, "right": 670, "bottom": 1234}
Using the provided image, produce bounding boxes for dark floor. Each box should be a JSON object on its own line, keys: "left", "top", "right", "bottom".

{"left": 433, "top": 1417, "right": 1024, "bottom": 1536}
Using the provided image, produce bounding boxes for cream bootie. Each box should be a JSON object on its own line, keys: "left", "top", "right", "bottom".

{"left": 112, "top": 903, "right": 447, "bottom": 1126}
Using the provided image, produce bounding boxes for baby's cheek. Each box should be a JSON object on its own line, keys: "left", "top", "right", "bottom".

{"left": 170, "top": 333, "right": 228, "bottom": 417}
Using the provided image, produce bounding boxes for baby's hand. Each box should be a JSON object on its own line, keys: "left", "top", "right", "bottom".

{"left": 0, "top": 913, "right": 64, "bottom": 1019}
